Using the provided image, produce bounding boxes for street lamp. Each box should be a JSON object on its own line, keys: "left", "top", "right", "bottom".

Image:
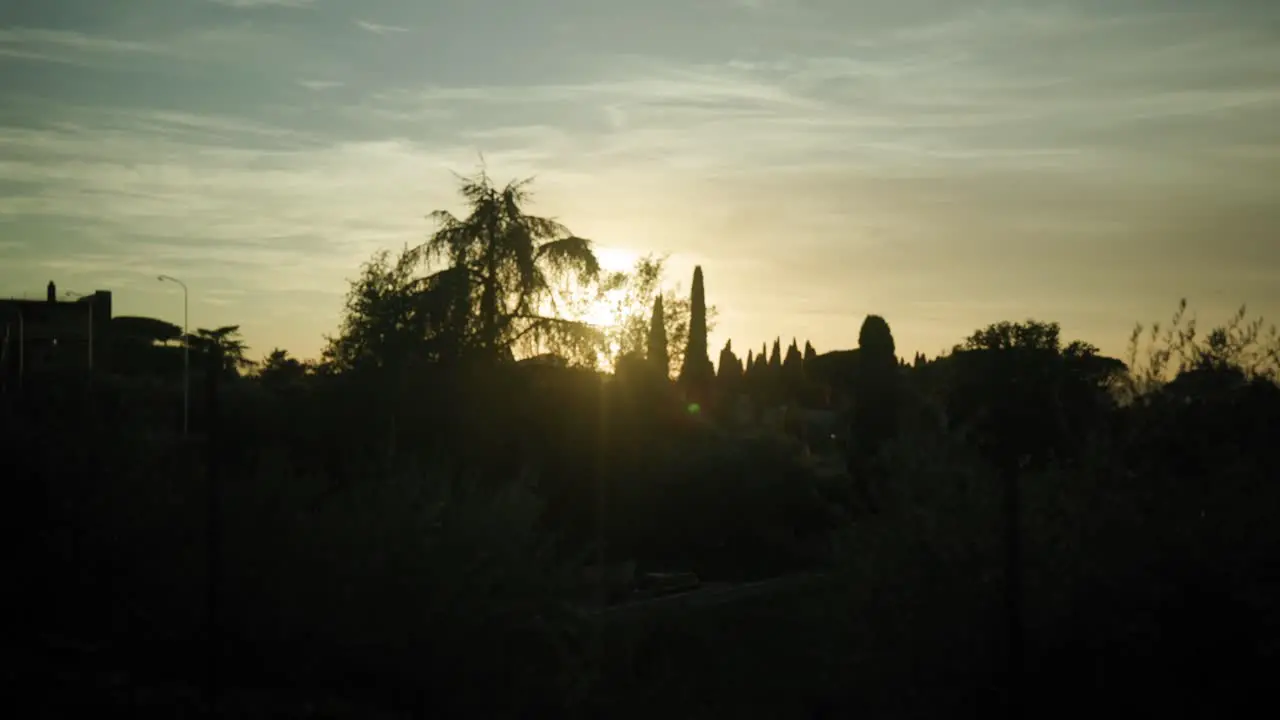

{"left": 64, "top": 291, "right": 95, "bottom": 371}
{"left": 158, "top": 275, "right": 189, "bottom": 436}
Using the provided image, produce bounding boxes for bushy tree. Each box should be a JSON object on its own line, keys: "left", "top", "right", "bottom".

{"left": 948, "top": 319, "right": 1124, "bottom": 467}
{"left": 1126, "top": 299, "right": 1280, "bottom": 395}
{"left": 323, "top": 246, "right": 465, "bottom": 372}
{"left": 258, "top": 348, "right": 309, "bottom": 388}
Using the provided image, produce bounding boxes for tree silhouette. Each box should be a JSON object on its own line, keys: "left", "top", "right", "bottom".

{"left": 750, "top": 344, "right": 770, "bottom": 402}
{"left": 716, "top": 339, "right": 742, "bottom": 403}
{"left": 187, "top": 325, "right": 255, "bottom": 378}
{"left": 717, "top": 340, "right": 739, "bottom": 379}
{"left": 108, "top": 315, "right": 187, "bottom": 376}
{"left": 603, "top": 254, "right": 717, "bottom": 378}
{"left": 647, "top": 295, "right": 669, "bottom": 378}
{"left": 324, "top": 246, "right": 465, "bottom": 372}
{"left": 852, "top": 315, "right": 899, "bottom": 462}
{"left": 258, "top": 348, "right": 308, "bottom": 387}
{"left": 952, "top": 319, "right": 1056, "bottom": 713}
{"left": 677, "top": 266, "right": 715, "bottom": 404}
{"left": 783, "top": 338, "right": 804, "bottom": 399}
{"left": 407, "top": 169, "right": 603, "bottom": 364}
{"left": 112, "top": 316, "right": 183, "bottom": 346}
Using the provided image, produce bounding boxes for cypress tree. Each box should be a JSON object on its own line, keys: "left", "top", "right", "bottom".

{"left": 784, "top": 338, "right": 803, "bottom": 375}
{"left": 853, "top": 314, "right": 900, "bottom": 461}
{"left": 647, "top": 295, "right": 669, "bottom": 378}
{"left": 783, "top": 337, "right": 805, "bottom": 399}
{"left": 717, "top": 339, "right": 741, "bottom": 382}
{"left": 717, "top": 339, "right": 742, "bottom": 410}
{"left": 677, "top": 266, "right": 715, "bottom": 403}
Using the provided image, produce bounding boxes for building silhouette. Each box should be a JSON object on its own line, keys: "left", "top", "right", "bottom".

{"left": 1, "top": 281, "right": 113, "bottom": 388}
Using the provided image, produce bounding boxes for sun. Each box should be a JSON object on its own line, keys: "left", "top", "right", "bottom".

{"left": 583, "top": 297, "right": 619, "bottom": 328}
{"left": 581, "top": 287, "right": 626, "bottom": 330}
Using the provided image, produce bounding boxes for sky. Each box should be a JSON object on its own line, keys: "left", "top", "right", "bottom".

{"left": 2, "top": 0, "right": 1278, "bottom": 363}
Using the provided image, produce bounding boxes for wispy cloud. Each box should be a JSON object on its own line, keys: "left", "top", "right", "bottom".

{"left": 0, "top": 26, "right": 160, "bottom": 65}
{"left": 207, "top": 0, "right": 315, "bottom": 8}
{"left": 0, "top": 23, "right": 296, "bottom": 74}
{"left": 299, "top": 79, "right": 344, "bottom": 91}
{"left": 0, "top": 105, "right": 541, "bottom": 286}
{"left": 355, "top": 20, "right": 410, "bottom": 35}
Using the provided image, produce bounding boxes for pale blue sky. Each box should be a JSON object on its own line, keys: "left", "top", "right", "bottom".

{"left": 2, "top": 0, "right": 1278, "bottom": 362}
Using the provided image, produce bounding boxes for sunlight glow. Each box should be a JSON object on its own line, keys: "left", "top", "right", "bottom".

{"left": 580, "top": 286, "right": 628, "bottom": 369}
{"left": 583, "top": 293, "right": 624, "bottom": 329}
{"left": 592, "top": 245, "right": 640, "bottom": 274}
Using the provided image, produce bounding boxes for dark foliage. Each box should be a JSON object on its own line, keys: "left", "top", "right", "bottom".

{"left": 13, "top": 168, "right": 1280, "bottom": 718}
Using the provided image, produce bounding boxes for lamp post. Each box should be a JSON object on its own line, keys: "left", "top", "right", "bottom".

{"left": 158, "top": 275, "right": 189, "bottom": 436}
{"left": 13, "top": 309, "right": 20, "bottom": 392}
{"left": 64, "top": 291, "right": 95, "bottom": 371}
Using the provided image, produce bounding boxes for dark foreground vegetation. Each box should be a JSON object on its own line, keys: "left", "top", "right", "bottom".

{"left": 10, "top": 172, "right": 1280, "bottom": 718}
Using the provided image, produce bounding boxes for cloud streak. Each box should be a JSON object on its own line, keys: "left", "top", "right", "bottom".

{"left": 355, "top": 20, "right": 410, "bottom": 35}
{"left": 207, "top": 0, "right": 314, "bottom": 8}
{"left": 0, "top": 26, "right": 161, "bottom": 66}
{"left": 299, "top": 79, "right": 344, "bottom": 91}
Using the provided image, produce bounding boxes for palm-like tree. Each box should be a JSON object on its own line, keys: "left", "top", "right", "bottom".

{"left": 407, "top": 169, "right": 603, "bottom": 364}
